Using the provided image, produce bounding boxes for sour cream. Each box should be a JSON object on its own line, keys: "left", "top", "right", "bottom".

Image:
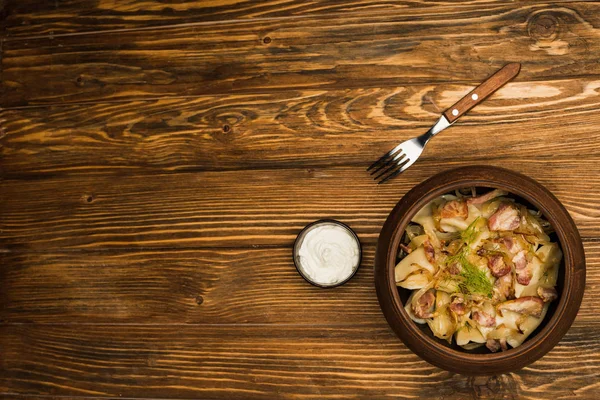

{"left": 294, "top": 220, "right": 361, "bottom": 287}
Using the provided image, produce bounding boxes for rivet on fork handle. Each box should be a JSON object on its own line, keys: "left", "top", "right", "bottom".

{"left": 442, "top": 63, "right": 521, "bottom": 124}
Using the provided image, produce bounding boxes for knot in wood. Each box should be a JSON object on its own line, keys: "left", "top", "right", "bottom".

{"left": 528, "top": 13, "right": 559, "bottom": 41}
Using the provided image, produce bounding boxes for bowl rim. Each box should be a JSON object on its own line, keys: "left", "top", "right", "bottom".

{"left": 374, "top": 165, "right": 586, "bottom": 374}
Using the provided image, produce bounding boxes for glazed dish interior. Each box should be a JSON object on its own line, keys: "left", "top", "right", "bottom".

{"left": 395, "top": 187, "right": 565, "bottom": 354}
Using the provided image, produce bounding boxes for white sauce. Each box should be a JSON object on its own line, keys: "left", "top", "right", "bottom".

{"left": 296, "top": 223, "right": 360, "bottom": 285}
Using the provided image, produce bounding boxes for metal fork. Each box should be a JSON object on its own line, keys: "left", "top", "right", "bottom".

{"left": 368, "top": 63, "right": 521, "bottom": 184}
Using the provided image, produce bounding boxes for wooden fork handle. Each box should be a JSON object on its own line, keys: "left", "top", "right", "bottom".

{"left": 442, "top": 63, "right": 521, "bottom": 123}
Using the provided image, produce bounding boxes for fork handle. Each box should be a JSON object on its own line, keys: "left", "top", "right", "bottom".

{"left": 442, "top": 63, "right": 521, "bottom": 123}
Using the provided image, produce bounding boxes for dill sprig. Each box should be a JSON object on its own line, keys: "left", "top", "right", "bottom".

{"left": 446, "top": 251, "right": 493, "bottom": 298}
{"left": 459, "top": 254, "right": 493, "bottom": 298}
{"left": 444, "top": 217, "right": 493, "bottom": 298}
{"left": 461, "top": 217, "right": 481, "bottom": 245}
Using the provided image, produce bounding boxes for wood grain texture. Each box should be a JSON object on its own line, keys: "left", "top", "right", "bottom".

{"left": 0, "top": 397, "right": 128, "bottom": 400}
{"left": 0, "top": 0, "right": 528, "bottom": 38}
{"left": 0, "top": 241, "right": 598, "bottom": 325}
{"left": 1, "top": 160, "right": 599, "bottom": 251}
{"left": 3, "top": 2, "right": 600, "bottom": 107}
{"left": 0, "top": 397, "right": 110, "bottom": 400}
{"left": 2, "top": 77, "right": 600, "bottom": 176}
{"left": 1, "top": 323, "right": 600, "bottom": 399}
{"left": 0, "top": 247, "right": 381, "bottom": 324}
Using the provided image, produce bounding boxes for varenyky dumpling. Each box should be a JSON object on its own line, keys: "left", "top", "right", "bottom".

{"left": 395, "top": 246, "right": 436, "bottom": 282}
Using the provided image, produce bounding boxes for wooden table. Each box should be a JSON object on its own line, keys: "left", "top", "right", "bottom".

{"left": 1, "top": 1, "right": 599, "bottom": 398}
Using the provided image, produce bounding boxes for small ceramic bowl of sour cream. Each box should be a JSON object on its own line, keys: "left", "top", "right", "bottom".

{"left": 293, "top": 219, "right": 362, "bottom": 288}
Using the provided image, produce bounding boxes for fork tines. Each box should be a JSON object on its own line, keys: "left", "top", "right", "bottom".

{"left": 367, "top": 146, "right": 410, "bottom": 184}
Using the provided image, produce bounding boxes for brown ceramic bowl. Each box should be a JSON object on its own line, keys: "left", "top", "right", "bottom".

{"left": 375, "top": 166, "right": 585, "bottom": 375}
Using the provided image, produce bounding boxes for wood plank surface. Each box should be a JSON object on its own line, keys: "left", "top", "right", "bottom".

{"left": 2, "top": 78, "right": 600, "bottom": 175}
{"left": 3, "top": 2, "right": 600, "bottom": 107}
{"left": 2, "top": 0, "right": 599, "bottom": 398}
{"left": 0, "top": 0, "right": 520, "bottom": 38}
{"left": 0, "top": 241, "right": 598, "bottom": 325}
{"left": 1, "top": 323, "right": 599, "bottom": 399}
{"left": 0, "top": 247, "right": 381, "bottom": 324}
{"left": 1, "top": 160, "right": 598, "bottom": 251}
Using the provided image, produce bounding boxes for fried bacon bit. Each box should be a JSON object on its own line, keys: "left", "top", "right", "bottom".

{"left": 516, "top": 269, "right": 533, "bottom": 286}
{"left": 449, "top": 298, "right": 466, "bottom": 316}
{"left": 487, "top": 254, "right": 511, "bottom": 278}
{"left": 486, "top": 338, "right": 508, "bottom": 353}
{"left": 494, "top": 235, "right": 520, "bottom": 254}
{"left": 440, "top": 200, "right": 469, "bottom": 220}
{"left": 472, "top": 310, "right": 496, "bottom": 327}
{"left": 497, "top": 297, "right": 544, "bottom": 318}
{"left": 399, "top": 243, "right": 412, "bottom": 254}
{"left": 502, "top": 236, "right": 517, "bottom": 252}
{"left": 447, "top": 262, "right": 461, "bottom": 275}
{"left": 467, "top": 189, "right": 507, "bottom": 205}
{"left": 513, "top": 250, "right": 527, "bottom": 270}
{"left": 423, "top": 240, "right": 435, "bottom": 263}
{"left": 513, "top": 250, "right": 532, "bottom": 285}
{"left": 537, "top": 286, "right": 558, "bottom": 302}
{"left": 493, "top": 273, "right": 513, "bottom": 303}
{"left": 488, "top": 203, "right": 520, "bottom": 231}
{"left": 486, "top": 339, "right": 500, "bottom": 352}
{"left": 413, "top": 289, "right": 435, "bottom": 319}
